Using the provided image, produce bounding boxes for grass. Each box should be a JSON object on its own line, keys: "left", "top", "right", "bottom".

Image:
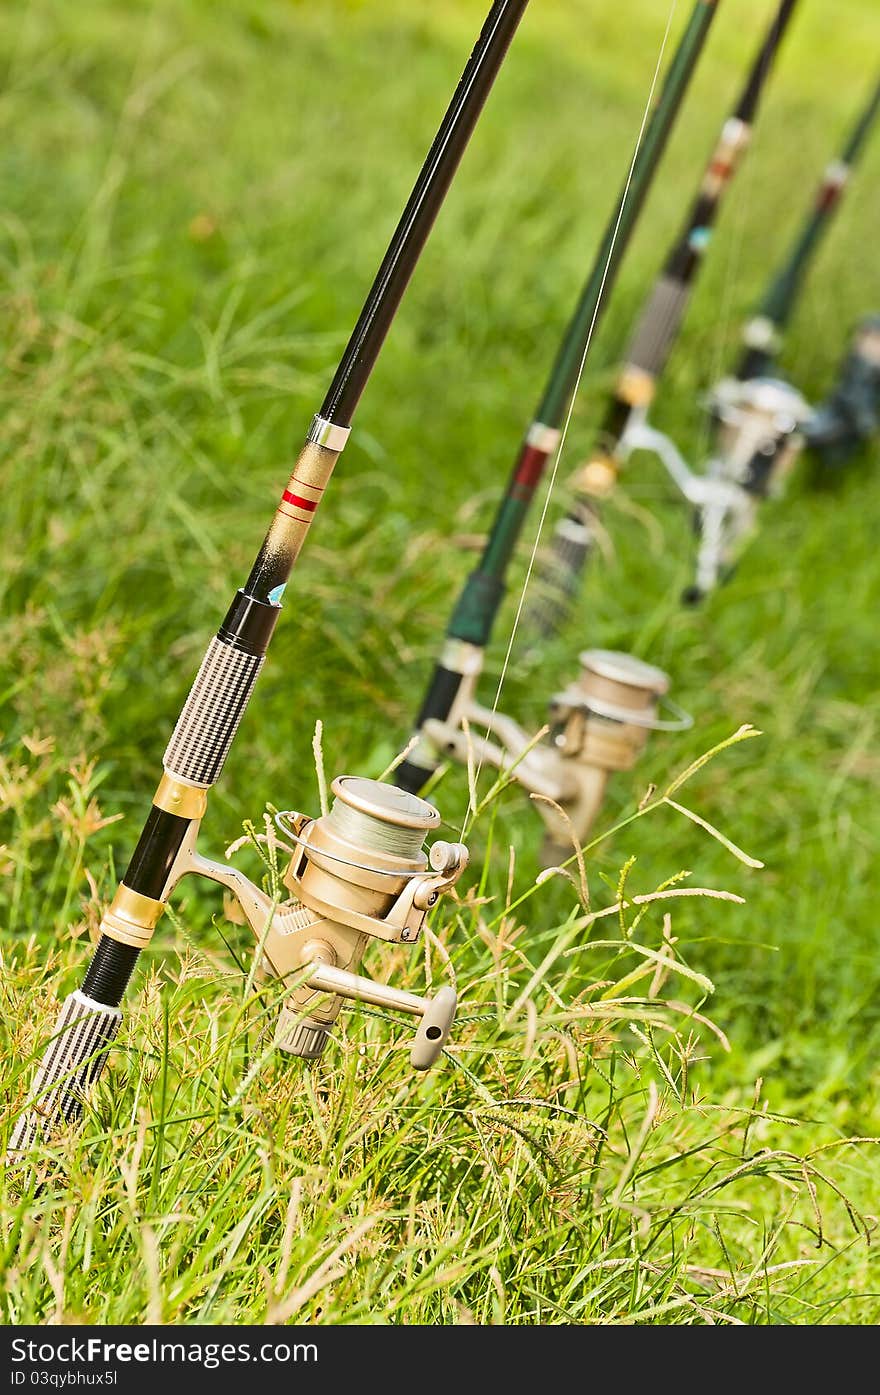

{"left": 1, "top": 0, "right": 879, "bottom": 1324}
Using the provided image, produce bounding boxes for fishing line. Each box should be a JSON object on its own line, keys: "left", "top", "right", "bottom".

{"left": 459, "top": 0, "right": 681, "bottom": 841}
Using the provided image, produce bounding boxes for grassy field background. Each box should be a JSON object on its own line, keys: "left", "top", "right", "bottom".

{"left": 1, "top": 0, "right": 879, "bottom": 1323}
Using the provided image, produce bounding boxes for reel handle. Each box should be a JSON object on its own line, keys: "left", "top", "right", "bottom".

{"left": 307, "top": 963, "right": 456, "bottom": 1069}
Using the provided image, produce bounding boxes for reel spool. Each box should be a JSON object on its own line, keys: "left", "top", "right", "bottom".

{"left": 710, "top": 376, "right": 811, "bottom": 498}
{"left": 423, "top": 648, "right": 690, "bottom": 865}
{"left": 188, "top": 776, "right": 468, "bottom": 1071}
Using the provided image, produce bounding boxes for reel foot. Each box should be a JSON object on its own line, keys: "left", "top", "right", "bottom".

{"left": 274, "top": 1011, "right": 331, "bottom": 1060}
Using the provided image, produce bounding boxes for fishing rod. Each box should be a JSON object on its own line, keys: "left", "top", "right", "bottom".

{"left": 678, "top": 74, "right": 880, "bottom": 597}
{"left": 394, "top": 0, "right": 720, "bottom": 806}
{"left": 525, "top": 0, "right": 798, "bottom": 640}
{"left": 10, "top": 0, "right": 529, "bottom": 1155}
{"left": 738, "top": 78, "right": 880, "bottom": 381}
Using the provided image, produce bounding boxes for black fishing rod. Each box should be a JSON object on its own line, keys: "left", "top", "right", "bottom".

{"left": 394, "top": 0, "right": 720, "bottom": 798}
{"left": 526, "top": 0, "right": 798, "bottom": 640}
{"left": 11, "top": 0, "right": 529, "bottom": 1153}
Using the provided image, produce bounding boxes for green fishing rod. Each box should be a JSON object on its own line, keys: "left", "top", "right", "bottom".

{"left": 741, "top": 75, "right": 880, "bottom": 463}
{"left": 394, "top": 0, "right": 720, "bottom": 797}
{"left": 524, "top": 0, "right": 798, "bottom": 641}
{"left": 738, "top": 75, "right": 880, "bottom": 381}
{"left": 11, "top": 0, "right": 529, "bottom": 1154}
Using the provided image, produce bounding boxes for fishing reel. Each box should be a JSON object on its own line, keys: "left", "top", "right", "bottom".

{"left": 187, "top": 776, "right": 467, "bottom": 1069}
{"left": 679, "top": 319, "right": 880, "bottom": 594}
{"left": 422, "top": 648, "right": 689, "bottom": 866}
{"left": 805, "top": 314, "right": 880, "bottom": 466}
{"left": 709, "top": 375, "right": 810, "bottom": 496}
{"left": 13, "top": 778, "right": 467, "bottom": 1152}
{"left": 687, "top": 374, "right": 812, "bottom": 599}
{"left": 619, "top": 376, "right": 811, "bottom": 601}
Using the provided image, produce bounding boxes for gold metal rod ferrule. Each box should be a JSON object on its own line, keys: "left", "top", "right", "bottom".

{"left": 154, "top": 774, "right": 208, "bottom": 820}
{"left": 616, "top": 365, "right": 657, "bottom": 409}
{"left": 100, "top": 884, "right": 165, "bottom": 949}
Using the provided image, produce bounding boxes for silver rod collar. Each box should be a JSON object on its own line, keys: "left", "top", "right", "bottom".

{"left": 308, "top": 415, "right": 351, "bottom": 451}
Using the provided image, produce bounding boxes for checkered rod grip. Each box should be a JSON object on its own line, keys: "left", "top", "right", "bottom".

{"left": 8, "top": 991, "right": 121, "bottom": 1154}
{"left": 522, "top": 515, "right": 596, "bottom": 640}
{"left": 163, "top": 637, "right": 263, "bottom": 788}
{"left": 624, "top": 274, "right": 692, "bottom": 379}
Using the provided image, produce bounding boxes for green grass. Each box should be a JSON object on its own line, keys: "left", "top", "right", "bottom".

{"left": 1, "top": 0, "right": 879, "bottom": 1324}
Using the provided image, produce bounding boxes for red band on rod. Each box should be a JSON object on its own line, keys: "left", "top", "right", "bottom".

{"left": 281, "top": 490, "right": 318, "bottom": 512}
{"left": 512, "top": 443, "right": 550, "bottom": 494}
{"left": 816, "top": 182, "right": 842, "bottom": 213}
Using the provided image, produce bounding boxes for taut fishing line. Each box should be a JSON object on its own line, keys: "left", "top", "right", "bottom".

{"left": 459, "top": 0, "right": 681, "bottom": 841}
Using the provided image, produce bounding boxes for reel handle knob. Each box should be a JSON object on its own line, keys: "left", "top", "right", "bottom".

{"left": 410, "top": 985, "right": 457, "bottom": 1071}
{"left": 429, "top": 840, "right": 468, "bottom": 874}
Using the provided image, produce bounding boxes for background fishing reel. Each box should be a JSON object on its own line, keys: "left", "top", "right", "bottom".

{"left": 685, "top": 318, "right": 880, "bottom": 597}
{"left": 194, "top": 776, "right": 467, "bottom": 1070}
{"left": 683, "top": 374, "right": 812, "bottom": 600}
{"left": 805, "top": 314, "right": 880, "bottom": 467}
{"left": 423, "top": 648, "right": 690, "bottom": 866}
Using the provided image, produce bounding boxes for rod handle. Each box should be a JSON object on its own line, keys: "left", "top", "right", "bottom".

{"left": 8, "top": 992, "right": 121, "bottom": 1156}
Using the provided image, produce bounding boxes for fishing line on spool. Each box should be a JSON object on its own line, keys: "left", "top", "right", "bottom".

{"left": 456, "top": 0, "right": 682, "bottom": 842}
{"left": 274, "top": 810, "right": 430, "bottom": 875}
